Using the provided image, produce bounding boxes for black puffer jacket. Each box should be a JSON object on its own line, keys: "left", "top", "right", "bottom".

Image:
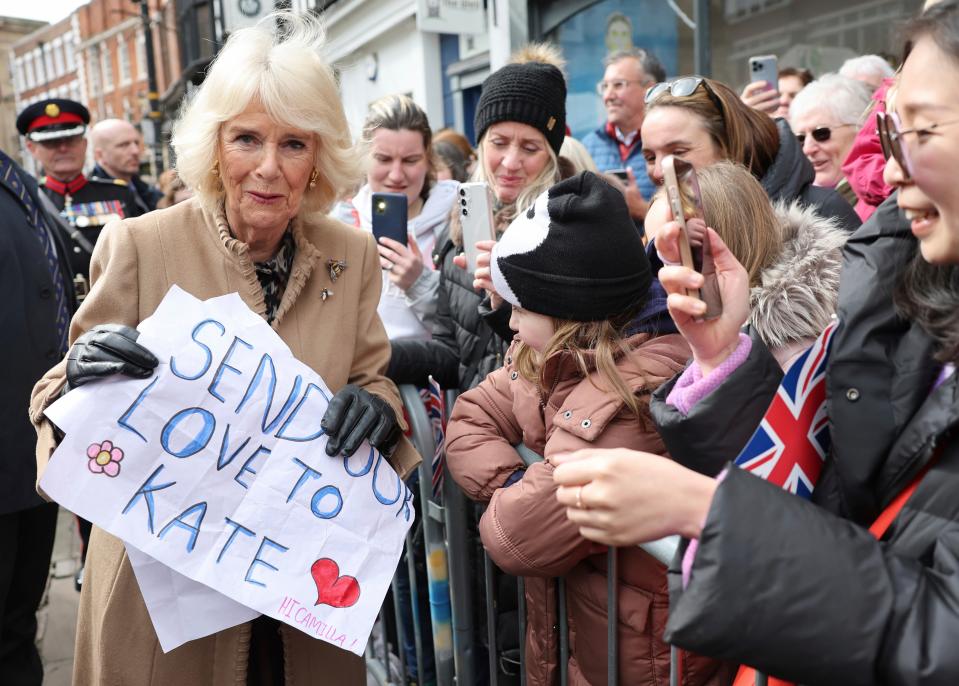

{"left": 389, "top": 228, "right": 511, "bottom": 392}
{"left": 650, "top": 195, "right": 959, "bottom": 685}
{"left": 761, "top": 119, "right": 861, "bottom": 233}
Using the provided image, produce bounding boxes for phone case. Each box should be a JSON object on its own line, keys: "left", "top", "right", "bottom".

{"left": 458, "top": 182, "right": 495, "bottom": 272}
{"left": 662, "top": 156, "right": 722, "bottom": 320}
{"left": 371, "top": 193, "right": 408, "bottom": 246}
{"left": 749, "top": 55, "right": 778, "bottom": 88}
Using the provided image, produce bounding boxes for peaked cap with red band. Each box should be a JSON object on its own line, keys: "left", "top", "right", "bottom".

{"left": 17, "top": 98, "right": 90, "bottom": 142}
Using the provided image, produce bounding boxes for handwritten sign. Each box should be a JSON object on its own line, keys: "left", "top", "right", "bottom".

{"left": 42, "top": 286, "right": 414, "bottom": 655}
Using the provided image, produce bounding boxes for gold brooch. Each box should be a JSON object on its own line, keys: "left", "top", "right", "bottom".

{"left": 328, "top": 258, "right": 347, "bottom": 282}
{"left": 321, "top": 288, "right": 333, "bottom": 301}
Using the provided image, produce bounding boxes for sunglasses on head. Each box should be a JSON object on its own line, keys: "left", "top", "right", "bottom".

{"left": 644, "top": 76, "right": 726, "bottom": 117}
{"left": 794, "top": 124, "right": 854, "bottom": 146}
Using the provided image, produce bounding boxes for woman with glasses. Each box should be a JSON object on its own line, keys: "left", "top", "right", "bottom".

{"left": 640, "top": 76, "right": 861, "bottom": 231}
{"left": 551, "top": 2, "right": 959, "bottom": 683}
{"left": 789, "top": 74, "right": 873, "bottom": 204}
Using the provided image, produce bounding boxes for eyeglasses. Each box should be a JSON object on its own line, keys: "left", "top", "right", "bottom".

{"left": 644, "top": 76, "right": 726, "bottom": 118}
{"left": 596, "top": 79, "right": 646, "bottom": 95}
{"left": 877, "top": 111, "right": 959, "bottom": 181}
{"left": 794, "top": 124, "right": 854, "bottom": 146}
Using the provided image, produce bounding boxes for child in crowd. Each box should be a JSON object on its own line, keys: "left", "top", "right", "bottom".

{"left": 445, "top": 171, "right": 730, "bottom": 685}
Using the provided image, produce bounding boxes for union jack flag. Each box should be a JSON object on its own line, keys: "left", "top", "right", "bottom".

{"left": 733, "top": 321, "right": 839, "bottom": 499}
{"left": 426, "top": 375, "right": 447, "bottom": 499}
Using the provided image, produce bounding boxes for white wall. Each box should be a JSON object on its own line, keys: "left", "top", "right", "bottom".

{"left": 326, "top": 0, "right": 445, "bottom": 140}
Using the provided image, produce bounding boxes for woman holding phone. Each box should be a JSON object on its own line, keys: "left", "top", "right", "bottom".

{"left": 332, "top": 94, "right": 457, "bottom": 341}
{"left": 553, "top": 3, "right": 959, "bottom": 682}
{"left": 388, "top": 44, "right": 564, "bottom": 392}
{"left": 639, "top": 75, "right": 861, "bottom": 232}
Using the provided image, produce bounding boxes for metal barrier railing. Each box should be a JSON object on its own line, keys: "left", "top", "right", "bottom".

{"left": 368, "top": 385, "right": 765, "bottom": 686}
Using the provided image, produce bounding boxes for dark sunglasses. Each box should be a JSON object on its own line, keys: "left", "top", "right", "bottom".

{"left": 794, "top": 125, "right": 854, "bottom": 146}
{"left": 644, "top": 76, "right": 726, "bottom": 117}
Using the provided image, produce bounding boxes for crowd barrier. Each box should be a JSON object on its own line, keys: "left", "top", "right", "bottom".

{"left": 366, "top": 385, "right": 766, "bottom": 686}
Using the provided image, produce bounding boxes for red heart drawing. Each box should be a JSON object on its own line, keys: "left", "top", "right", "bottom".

{"left": 311, "top": 558, "right": 361, "bottom": 608}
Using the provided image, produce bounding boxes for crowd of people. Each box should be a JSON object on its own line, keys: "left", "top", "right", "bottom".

{"left": 4, "top": 0, "right": 959, "bottom": 684}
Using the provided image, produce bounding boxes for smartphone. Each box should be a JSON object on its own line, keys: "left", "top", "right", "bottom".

{"left": 458, "top": 182, "right": 495, "bottom": 272}
{"left": 371, "top": 192, "right": 408, "bottom": 246}
{"left": 748, "top": 54, "right": 778, "bottom": 91}
{"left": 661, "top": 155, "right": 722, "bottom": 319}
{"left": 607, "top": 168, "right": 630, "bottom": 183}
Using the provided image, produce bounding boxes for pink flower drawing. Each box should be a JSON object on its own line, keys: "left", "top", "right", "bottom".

{"left": 87, "top": 440, "right": 123, "bottom": 477}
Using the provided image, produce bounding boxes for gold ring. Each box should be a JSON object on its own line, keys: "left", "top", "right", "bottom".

{"left": 576, "top": 486, "right": 584, "bottom": 510}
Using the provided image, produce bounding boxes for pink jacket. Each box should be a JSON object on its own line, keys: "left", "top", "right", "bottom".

{"left": 841, "top": 78, "right": 895, "bottom": 221}
{"left": 447, "top": 335, "right": 731, "bottom": 686}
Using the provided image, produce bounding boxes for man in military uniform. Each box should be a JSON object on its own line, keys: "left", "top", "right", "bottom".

{"left": 91, "top": 118, "right": 163, "bottom": 212}
{"left": 18, "top": 98, "right": 143, "bottom": 298}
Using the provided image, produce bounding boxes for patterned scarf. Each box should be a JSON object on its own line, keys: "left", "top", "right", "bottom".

{"left": 254, "top": 230, "right": 296, "bottom": 322}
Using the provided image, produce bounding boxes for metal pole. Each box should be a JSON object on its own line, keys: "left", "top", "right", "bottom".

{"left": 442, "top": 467, "right": 476, "bottom": 686}
{"left": 484, "top": 551, "right": 499, "bottom": 686}
{"left": 693, "top": 0, "right": 711, "bottom": 78}
{"left": 557, "top": 579, "right": 568, "bottom": 686}
{"left": 134, "top": 0, "right": 163, "bottom": 174}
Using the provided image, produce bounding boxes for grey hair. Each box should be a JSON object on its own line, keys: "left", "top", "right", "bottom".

{"left": 603, "top": 48, "right": 666, "bottom": 84}
{"left": 839, "top": 54, "right": 895, "bottom": 83}
{"left": 172, "top": 11, "right": 362, "bottom": 214}
{"left": 788, "top": 73, "right": 873, "bottom": 126}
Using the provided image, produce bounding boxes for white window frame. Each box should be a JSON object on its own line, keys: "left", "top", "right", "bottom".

{"left": 65, "top": 34, "right": 76, "bottom": 71}
{"left": 136, "top": 30, "right": 146, "bottom": 79}
{"left": 101, "top": 42, "right": 113, "bottom": 92}
{"left": 118, "top": 33, "right": 131, "bottom": 85}
{"left": 53, "top": 38, "right": 65, "bottom": 77}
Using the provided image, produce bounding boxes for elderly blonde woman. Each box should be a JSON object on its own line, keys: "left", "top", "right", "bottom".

{"left": 28, "top": 12, "right": 418, "bottom": 686}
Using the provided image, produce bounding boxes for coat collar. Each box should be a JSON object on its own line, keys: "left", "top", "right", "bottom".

{"left": 209, "top": 202, "right": 322, "bottom": 328}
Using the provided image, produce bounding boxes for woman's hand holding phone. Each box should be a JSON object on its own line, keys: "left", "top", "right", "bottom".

{"left": 454, "top": 239, "right": 503, "bottom": 308}
{"left": 378, "top": 235, "right": 424, "bottom": 291}
{"left": 657, "top": 222, "right": 750, "bottom": 374}
{"left": 741, "top": 80, "right": 779, "bottom": 116}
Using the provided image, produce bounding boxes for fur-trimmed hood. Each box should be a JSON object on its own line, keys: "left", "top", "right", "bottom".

{"left": 749, "top": 200, "right": 847, "bottom": 355}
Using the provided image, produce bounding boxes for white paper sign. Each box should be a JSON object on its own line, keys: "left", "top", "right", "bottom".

{"left": 42, "top": 286, "right": 414, "bottom": 656}
{"left": 126, "top": 543, "right": 260, "bottom": 651}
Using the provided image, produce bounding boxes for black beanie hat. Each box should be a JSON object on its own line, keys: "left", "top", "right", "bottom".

{"left": 474, "top": 61, "right": 567, "bottom": 155}
{"left": 491, "top": 171, "right": 652, "bottom": 322}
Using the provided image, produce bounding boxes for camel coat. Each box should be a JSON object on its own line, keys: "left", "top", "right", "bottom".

{"left": 28, "top": 197, "right": 420, "bottom": 686}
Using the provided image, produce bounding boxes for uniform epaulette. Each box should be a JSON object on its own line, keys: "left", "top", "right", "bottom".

{"left": 90, "top": 175, "right": 128, "bottom": 186}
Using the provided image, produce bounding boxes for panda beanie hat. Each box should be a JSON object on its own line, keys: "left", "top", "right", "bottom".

{"left": 491, "top": 171, "right": 652, "bottom": 322}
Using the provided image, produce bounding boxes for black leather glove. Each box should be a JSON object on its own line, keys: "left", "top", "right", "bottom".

{"left": 321, "top": 384, "right": 401, "bottom": 457}
{"left": 65, "top": 324, "right": 158, "bottom": 392}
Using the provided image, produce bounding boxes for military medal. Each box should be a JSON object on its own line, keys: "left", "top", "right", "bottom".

{"left": 321, "top": 288, "right": 333, "bottom": 301}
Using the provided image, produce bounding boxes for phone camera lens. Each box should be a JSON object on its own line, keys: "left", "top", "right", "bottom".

{"left": 459, "top": 188, "right": 466, "bottom": 196}
{"left": 462, "top": 208, "right": 469, "bottom": 216}
{"left": 460, "top": 198, "right": 467, "bottom": 206}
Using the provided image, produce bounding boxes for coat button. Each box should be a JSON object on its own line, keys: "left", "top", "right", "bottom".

{"left": 581, "top": 419, "right": 591, "bottom": 428}
{"left": 563, "top": 410, "right": 572, "bottom": 420}
{"left": 510, "top": 371, "right": 518, "bottom": 380}
{"left": 846, "top": 388, "right": 860, "bottom": 402}
{"left": 39, "top": 287, "right": 52, "bottom": 299}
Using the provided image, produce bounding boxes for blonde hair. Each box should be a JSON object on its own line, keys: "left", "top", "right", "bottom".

{"left": 560, "top": 136, "right": 599, "bottom": 175}
{"left": 514, "top": 313, "right": 646, "bottom": 418}
{"left": 652, "top": 161, "right": 781, "bottom": 286}
{"left": 172, "top": 11, "right": 361, "bottom": 214}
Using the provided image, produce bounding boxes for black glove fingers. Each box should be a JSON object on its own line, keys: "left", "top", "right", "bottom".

{"left": 340, "top": 408, "right": 379, "bottom": 456}
{"left": 72, "top": 360, "right": 129, "bottom": 386}
{"left": 368, "top": 413, "right": 397, "bottom": 452}
{"left": 89, "top": 332, "right": 158, "bottom": 370}
{"left": 321, "top": 391, "right": 353, "bottom": 438}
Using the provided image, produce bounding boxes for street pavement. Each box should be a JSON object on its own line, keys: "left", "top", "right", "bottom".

{"left": 39, "top": 506, "right": 81, "bottom": 686}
